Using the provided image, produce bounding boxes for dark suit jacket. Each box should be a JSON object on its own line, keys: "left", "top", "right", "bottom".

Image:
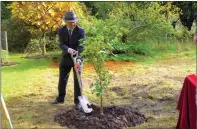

{"left": 58, "top": 25, "right": 85, "bottom": 66}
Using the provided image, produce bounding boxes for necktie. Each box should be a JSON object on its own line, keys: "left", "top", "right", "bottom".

{"left": 68, "top": 29, "right": 72, "bottom": 37}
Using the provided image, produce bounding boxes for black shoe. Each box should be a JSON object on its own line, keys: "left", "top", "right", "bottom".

{"left": 75, "top": 103, "right": 82, "bottom": 110}
{"left": 51, "top": 99, "right": 64, "bottom": 104}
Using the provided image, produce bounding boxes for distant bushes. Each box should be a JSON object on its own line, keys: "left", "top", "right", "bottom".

{"left": 1, "top": 18, "right": 31, "bottom": 52}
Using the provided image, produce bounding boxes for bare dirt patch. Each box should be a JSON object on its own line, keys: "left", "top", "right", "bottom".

{"left": 1, "top": 61, "right": 17, "bottom": 66}
{"left": 49, "top": 61, "right": 135, "bottom": 72}
{"left": 22, "top": 55, "right": 49, "bottom": 59}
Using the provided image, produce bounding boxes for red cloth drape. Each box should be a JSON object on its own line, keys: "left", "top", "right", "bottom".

{"left": 176, "top": 74, "right": 196, "bottom": 129}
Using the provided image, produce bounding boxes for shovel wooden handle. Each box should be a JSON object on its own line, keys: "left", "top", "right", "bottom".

{"left": 1, "top": 95, "right": 14, "bottom": 129}
{"left": 71, "top": 55, "right": 83, "bottom": 94}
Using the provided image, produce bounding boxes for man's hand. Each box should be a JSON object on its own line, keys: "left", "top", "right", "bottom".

{"left": 68, "top": 48, "right": 78, "bottom": 56}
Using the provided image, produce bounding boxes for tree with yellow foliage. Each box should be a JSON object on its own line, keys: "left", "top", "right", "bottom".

{"left": 8, "top": 2, "right": 85, "bottom": 55}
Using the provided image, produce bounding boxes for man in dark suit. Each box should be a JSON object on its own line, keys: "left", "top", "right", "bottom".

{"left": 51, "top": 11, "right": 85, "bottom": 110}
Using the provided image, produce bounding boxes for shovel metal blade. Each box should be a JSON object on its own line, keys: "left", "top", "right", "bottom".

{"left": 78, "top": 95, "right": 93, "bottom": 113}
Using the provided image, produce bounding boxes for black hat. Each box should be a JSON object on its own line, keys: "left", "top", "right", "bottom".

{"left": 63, "top": 11, "right": 78, "bottom": 22}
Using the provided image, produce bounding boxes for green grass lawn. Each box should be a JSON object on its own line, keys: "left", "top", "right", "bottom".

{"left": 1, "top": 42, "right": 196, "bottom": 128}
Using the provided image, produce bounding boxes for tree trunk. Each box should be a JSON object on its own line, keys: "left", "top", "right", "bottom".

{"left": 100, "top": 83, "right": 104, "bottom": 115}
{"left": 42, "top": 33, "right": 46, "bottom": 55}
{"left": 195, "top": 20, "right": 197, "bottom": 35}
{"left": 165, "top": 2, "right": 170, "bottom": 22}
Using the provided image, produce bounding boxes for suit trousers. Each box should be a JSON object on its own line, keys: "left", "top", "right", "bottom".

{"left": 57, "top": 57, "right": 82, "bottom": 104}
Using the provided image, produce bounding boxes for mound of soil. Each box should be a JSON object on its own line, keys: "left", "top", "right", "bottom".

{"left": 54, "top": 105, "right": 147, "bottom": 129}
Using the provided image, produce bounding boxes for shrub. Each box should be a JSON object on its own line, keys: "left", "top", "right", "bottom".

{"left": 1, "top": 18, "right": 32, "bottom": 52}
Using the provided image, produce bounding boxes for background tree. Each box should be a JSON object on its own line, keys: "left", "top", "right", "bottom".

{"left": 1, "top": 18, "right": 31, "bottom": 52}
{"left": 1, "top": 1, "right": 12, "bottom": 22}
{"left": 8, "top": 2, "right": 86, "bottom": 55}
{"left": 173, "top": 1, "right": 197, "bottom": 30}
{"left": 83, "top": 2, "right": 115, "bottom": 19}
{"left": 96, "top": 2, "right": 179, "bottom": 56}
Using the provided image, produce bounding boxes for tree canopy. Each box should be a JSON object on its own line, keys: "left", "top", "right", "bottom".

{"left": 8, "top": 2, "right": 85, "bottom": 32}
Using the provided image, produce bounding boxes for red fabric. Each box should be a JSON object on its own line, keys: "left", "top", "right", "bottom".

{"left": 176, "top": 74, "right": 196, "bottom": 129}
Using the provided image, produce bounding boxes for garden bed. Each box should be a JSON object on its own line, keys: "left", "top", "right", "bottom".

{"left": 55, "top": 105, "right": 147, "bottom": 129}
{"left": 1, "top": 62, "right": 17, "bottom": 66}
{"left": 22, "top": 55, "right": 49, "bottom": 59}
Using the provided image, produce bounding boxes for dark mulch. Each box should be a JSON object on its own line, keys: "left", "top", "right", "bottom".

{"left": 54, "top": 105, "right": 147, "bottom": 129}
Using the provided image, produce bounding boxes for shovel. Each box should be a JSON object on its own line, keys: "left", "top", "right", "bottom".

{"left": 1, "top": 95, "right": 14, "bottom": 129}
{"left": 71, "top": 54, "right": 93, "bottom": 114}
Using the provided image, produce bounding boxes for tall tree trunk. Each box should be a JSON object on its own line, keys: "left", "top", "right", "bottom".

{"left": 195, "top": 20, "right": 197, "bottom": 34}
{"left": 165, "top": 2, "right": 171, "bottom": 23}
{"left": 42, "top": 33, "right": 46, "bottom": 55}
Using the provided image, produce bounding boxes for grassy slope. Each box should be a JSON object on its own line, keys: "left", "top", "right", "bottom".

{"left": 1, "top": 43, "right": 196, "bottom": 128}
